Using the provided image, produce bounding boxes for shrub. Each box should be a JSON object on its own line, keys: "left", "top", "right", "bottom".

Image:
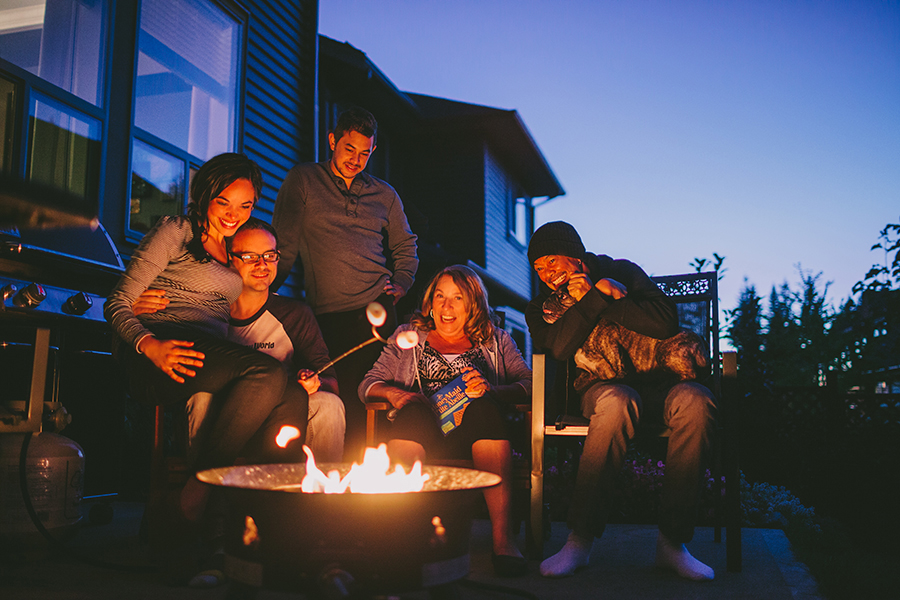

{"left": 740, "top": 473, "right": 820, "bottom": 532}
{"left": 543, "top": 447, "right": 820, "bottom": 536}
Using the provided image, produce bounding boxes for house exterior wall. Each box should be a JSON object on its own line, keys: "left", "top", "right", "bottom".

{"left": 242, "top": 0, "right": 318, "bottom": 219}
{"left": 0, "top": 0, "right": 317, "bottom": 254}
{"left": 483, "top": 145, "right": 532, "bottom": 299}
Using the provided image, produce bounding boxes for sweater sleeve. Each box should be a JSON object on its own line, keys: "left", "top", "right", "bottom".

{"left": 357, "top": 325, "right": 419, "bottom": 403}
{"left": 495, "top": 330, "right": 533, "bottom": 395}
{"left": 600, "top": 258, "right": 679, "bottom": 339}
{"left": 525, "top": 257, "right": 679, "bottom": 361}
{"left": 384, "top": 191, "right": 419, "bottom": 294}
{"left": 289, "top": 301, "right": 337, "bottom": 378}
{"left": 104, "top": 216, "right": 189, "bottom": 351}
{"left": 272, "top": 166, "right": 305, "bottom": 290}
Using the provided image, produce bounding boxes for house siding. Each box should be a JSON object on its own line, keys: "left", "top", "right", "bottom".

{"left": 484, "top": 146, "right": 531, "bottom": 299}
{"left": 242, "top": 0, "right": 318, "bottom": 218}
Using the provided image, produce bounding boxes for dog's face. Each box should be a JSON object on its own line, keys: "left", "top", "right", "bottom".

{"left": 542, "top": 288, "right": 577, "bottom": 324}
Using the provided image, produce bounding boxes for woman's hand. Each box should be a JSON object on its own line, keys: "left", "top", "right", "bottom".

{"left": 132, "top": 289, "right": 169, "bottom": 316}
{"left": 297, "top": 369, "right": 321, "bottom": 395}
{"left": 386, "top": 387, "right": 427, "bottom": 411}
{"left": 138, "top": 336, "right": 205, "bottom": 383}
{"left": 366, "top": 383, "right": 427, "bottom": 411}
{"left": 462, "top": 367, "right": 492, "bottom": 398}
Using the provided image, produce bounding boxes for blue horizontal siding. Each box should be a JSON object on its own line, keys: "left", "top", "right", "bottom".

{"left": 484, "top": 147, "right": 531, "bottom": 298}
{"left": 241, "top": 0, "right": 316, "bottom": 215}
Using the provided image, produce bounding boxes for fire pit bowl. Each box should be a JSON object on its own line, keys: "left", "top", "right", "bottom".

{"left": 196, "top": 462, "right": 500, "bottom": 597}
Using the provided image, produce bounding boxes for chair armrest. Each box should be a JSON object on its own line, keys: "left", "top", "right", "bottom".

{"left": 365, "top": 400, "right": 392, "bottom": 412}
{"left": 723, "top": 351, "right": 737, "bottom": 378}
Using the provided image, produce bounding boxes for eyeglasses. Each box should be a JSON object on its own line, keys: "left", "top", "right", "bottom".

{"left": 230, "top": 251, "right": 281, "bottom": 264}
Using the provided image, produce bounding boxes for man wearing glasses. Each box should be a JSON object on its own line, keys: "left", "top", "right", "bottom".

{"left": 134, "top": 219, "right": 345, "bottom": 462}
{"left": 226, "top": 219, "right": 345, "bottom": 462}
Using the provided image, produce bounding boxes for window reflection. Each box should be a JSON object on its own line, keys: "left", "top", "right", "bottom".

{"left": 134, "top": 0, "right": 239, "bottom": 160}
{"left": 0, "top": 0, "right": 106, "bottom": 106}
{"left": 0, "top": 75, "right": 16, "bottom": 174}
{"left": 28, "top": 94, "right": 100, "bottom": 200}
{"left": 129, "top": 139, "right": 184, "bottom": 234}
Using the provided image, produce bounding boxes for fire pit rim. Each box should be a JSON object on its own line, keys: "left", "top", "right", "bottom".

{"left": 195, "top": 462, "right": 502, "bottom": 494}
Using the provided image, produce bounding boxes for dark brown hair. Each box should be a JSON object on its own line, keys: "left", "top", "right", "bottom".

{"left": 332, "top": 107, "right": 377, "bottom": 145}
{"left": 185, "top": 153, "right": 262, "bottom": 260}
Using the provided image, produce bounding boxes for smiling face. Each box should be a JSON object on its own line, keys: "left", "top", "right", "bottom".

{"left": 204, "top": 178, "right": 256, "bottom": 241}
{"left": 430, "top": 274, "right": 470, "bottom": 340}
{"left": 533, "top": 254, "right": 584, "bottom": 291}
{"left": 328, "top": 130, "right": 375, "bottom": 187}
{"left": 230, "top": 227, "right": 278, "bottom": 293}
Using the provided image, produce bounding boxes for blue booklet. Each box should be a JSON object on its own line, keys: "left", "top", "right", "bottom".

{"left": 429, "top": 374, "right": 473, "bottom": 436}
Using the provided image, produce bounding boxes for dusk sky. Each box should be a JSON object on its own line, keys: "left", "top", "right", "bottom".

{"left": 320, "top": 1, "right": 900, "bottom": 327}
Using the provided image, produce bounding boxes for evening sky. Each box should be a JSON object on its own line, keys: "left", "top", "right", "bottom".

{"left": 320, "top": 0, "right": 900, "bottom": 329}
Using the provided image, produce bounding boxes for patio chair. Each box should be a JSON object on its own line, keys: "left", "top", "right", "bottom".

{"left": 529, "top": 271, "right": 742, "bottom": 571}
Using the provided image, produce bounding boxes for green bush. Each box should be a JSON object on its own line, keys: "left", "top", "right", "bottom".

{"left": 544, "top": 447, "right": 820, "bottom": 534}
{"left": 740, "top": 472, "right": 820, "bottom": 532}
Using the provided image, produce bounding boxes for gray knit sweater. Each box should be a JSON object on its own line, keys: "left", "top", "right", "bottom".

{"left": 104, "top": 215, "right": 243, "bottom": 352}
{"left": 358, "top": 324, "right": 533, "bottom": 404}
{"left": 272, "top": 161, "right": 418, "bottom": 314}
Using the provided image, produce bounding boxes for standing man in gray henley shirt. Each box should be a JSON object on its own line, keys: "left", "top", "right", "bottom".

{"left": 272, "top": 107, "right": 418, "bottom": 461}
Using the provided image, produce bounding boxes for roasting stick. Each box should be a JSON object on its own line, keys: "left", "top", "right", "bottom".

{"left": 303, "top": 302, "right": 418, "bottom": 379}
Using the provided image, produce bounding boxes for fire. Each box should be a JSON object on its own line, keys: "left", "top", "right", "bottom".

{"left": 275, "top": 425, "right": 301, "bottom": 448}
{"left": 300, "top": 444, "right": 429, "bottom": 494}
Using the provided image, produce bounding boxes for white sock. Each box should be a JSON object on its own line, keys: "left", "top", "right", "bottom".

{"left": 655, "top": 532, "right": 714, "bottom": 581}
{"left": 539, "top": 532, "right": 593, "bottom": 578}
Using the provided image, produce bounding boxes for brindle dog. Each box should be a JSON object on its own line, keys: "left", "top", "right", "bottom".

{"left": 542, "top": 287, "right": 709, "bottom": 387}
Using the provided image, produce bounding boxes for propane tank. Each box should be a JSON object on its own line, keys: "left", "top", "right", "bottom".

{"left": 0, "top": 432, "right": 85, "bottom": 546}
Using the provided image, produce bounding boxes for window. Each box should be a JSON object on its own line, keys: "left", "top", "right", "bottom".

{"left": 134, "top": 0, "right": 240, "bottom": 161}
{"left": 508, "top": 194, "right": 529, "bottom": 246}
{"left": 28, "top": 92, "right": 101, "bottom": 200}
{"left": 129, "top": 139, "right": 185, "bottom": 234}
{"left": 127, "top": 0, "right": 243, "bottom": 239}
{"left": 0, "top": 75, "right": 16, "bottom": 173}
{"left": 0, "top": 0, "right": 246, "bottom": 243}
{"left": 0, "top": 0, "right": 107, "bottom": 106}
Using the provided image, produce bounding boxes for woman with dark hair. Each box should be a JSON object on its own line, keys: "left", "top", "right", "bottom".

{"left": 360, "top": 265, "right": 532, "bottom": 576}
{"left": 105, "top": 153, "right": 306, "bottom": 526}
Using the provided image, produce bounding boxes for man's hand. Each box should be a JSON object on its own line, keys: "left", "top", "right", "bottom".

{"left": 138, "top": 336, "right": 205, "bottom": 383}
{"left": 565, "top": 272, "right": 595, "bottom": 301}
{"left": 596, "top": 278, "right": 628, "bottom": 299}
{"left": 297, "top": 369, "right": 321, "bottom": 395}
{"left": 383, "top": 281, "right": 405, "bottom": 305}
{"left": 132, "top": 289, "right": 169, "bottom": 316}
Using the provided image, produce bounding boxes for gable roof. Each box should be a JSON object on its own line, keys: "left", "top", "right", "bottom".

{"left": 406, "top": 93, "right": 564, "bottom": 200}
{"left": 318, "top": 36, "right": 564, "bottom": 200}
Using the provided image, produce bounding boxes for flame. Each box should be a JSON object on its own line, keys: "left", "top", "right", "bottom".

{"left": 300, "top": 444, "right": 429, "bottom": 494}
{"left": 275, "top": 425, "right": 301, "bottom": 448}
{"left": 396, "top": 330, "right": 419, "bottom": 349}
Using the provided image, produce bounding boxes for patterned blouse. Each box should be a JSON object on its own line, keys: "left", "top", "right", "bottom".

{"left": 417, "top": 342, "right": 490, "bottom": 396}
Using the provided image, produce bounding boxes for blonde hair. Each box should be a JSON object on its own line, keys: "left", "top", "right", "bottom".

{"left": 410, "top": 265, "right": 497, "bottom": 344}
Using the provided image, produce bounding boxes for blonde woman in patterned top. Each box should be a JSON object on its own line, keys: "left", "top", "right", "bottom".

{"left": 361, "top": 265, "right": 532, "bottom": 576}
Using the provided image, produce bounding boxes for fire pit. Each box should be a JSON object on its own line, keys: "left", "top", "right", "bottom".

{"left": 196, "top": 458, "right": 500, "bottom": 597}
